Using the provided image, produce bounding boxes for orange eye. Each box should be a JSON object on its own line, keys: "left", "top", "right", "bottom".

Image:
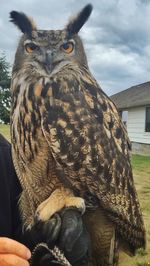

{"left": 61, "top": 42, "right": 74, "bottom": 54}
{"left": 25, "top": 43, "right": 38, "bottom": 53}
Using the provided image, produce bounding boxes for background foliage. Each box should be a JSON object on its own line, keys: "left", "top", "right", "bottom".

{"left": 0, "top": 53, "right": 11, "bottom": 124}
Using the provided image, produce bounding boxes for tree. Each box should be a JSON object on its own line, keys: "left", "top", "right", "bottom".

{"left": 0, "top": 53, "right": 11, "bottom": 124}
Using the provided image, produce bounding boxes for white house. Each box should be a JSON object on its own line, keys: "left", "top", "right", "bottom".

{"left": 111, "top": 82, "right": 150, "bottom": 155}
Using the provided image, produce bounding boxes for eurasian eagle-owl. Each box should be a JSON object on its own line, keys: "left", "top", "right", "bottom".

{"left": 10, "top": 4, "right": 145, "bottom": 265}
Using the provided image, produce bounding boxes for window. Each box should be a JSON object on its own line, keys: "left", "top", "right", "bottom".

{"left": 119, "top": 111, "right": 122, "bottom": 118}
{"left": 145, "top": 107, "right": 150, "bottom": 132}
{"left": 122, "top": 110, "right": 128, "bottom": 128}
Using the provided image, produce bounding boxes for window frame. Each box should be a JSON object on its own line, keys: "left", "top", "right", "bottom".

{"left": 145, "top": 106, "right": 150, "bottom": 132}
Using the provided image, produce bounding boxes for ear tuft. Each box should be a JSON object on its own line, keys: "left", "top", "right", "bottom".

{"left": 66, "top": 4, "right": 93, "bottom": 35}
{"left": 10, "top": 11, "right": 37, "bottom": 35}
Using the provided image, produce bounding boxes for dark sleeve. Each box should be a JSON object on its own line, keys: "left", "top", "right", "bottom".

{"left": 0, "top": 134, "right": 22, "bottom": 240}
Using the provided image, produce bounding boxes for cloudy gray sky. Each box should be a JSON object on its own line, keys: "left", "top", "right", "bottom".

{"left": 0, "top": 0, "right": 150, "bottom": 95}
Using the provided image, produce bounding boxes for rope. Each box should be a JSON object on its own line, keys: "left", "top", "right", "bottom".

{"left": 30, "top": 243, "right": 72, "bottom": 266}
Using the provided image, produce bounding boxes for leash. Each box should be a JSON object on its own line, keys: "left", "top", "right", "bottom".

{"left": 30, "top": 242, "right": 72, "bottom": 266}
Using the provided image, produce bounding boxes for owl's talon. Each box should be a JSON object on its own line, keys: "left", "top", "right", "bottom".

{"left": 65, "top": 205, "right": 85, "bottom": 215}
{"left": 65, "top": 197, "right": 86, "bottom": 215}
{"left": 79, "top": 202, "right": 86, "bottom": 214}
{"left": 34, "top": 212, "right": 41, "bottom": 222}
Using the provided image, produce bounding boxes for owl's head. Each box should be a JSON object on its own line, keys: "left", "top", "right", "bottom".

{"left": 10, "top": 4, "right": 92, "bottom": 76}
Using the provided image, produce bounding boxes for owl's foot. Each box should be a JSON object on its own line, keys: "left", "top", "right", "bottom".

{"left": 35, "top": 187, "right": 85, "bottom": 222}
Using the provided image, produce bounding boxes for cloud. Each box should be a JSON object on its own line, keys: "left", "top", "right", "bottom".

{"left": 0, "top": 0, "right": 150, "bottom": 95}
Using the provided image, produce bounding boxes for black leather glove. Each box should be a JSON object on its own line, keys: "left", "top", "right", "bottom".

{"left": 58, "top": 208, "right": 90, "bottom": 265}
{"left": 26, "top": 208, "right": 90, "bottom": 266}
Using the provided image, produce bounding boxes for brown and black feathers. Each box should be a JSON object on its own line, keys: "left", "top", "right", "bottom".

{"left": 10, "top": 11, "right": 36, "bottom": 36}
{"left": 66, "top": 4, "right": 93, "bottom": 36}
{"left": 40, "top": 70, "right": 145, "bottom": 253}
{"left": 10, "top": 3, "right": 145, "bottom": 264}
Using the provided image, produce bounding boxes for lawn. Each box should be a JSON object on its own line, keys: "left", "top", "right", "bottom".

{"left": 0, "top": 124, "right": 10, "bottom": 141}
{"left": 0, "top": 124, "right": 150, "bottom": 265}
{"left": 125, "top": 155, "right": 150, "bottom": 266}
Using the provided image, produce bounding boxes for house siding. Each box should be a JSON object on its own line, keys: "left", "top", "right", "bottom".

{"left": 127, "top": 106, "right": 150, "bottom": 144}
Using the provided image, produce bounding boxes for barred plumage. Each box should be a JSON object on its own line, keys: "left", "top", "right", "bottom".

{"left": 10, "top": 4, "right": 145, "bottom": 265}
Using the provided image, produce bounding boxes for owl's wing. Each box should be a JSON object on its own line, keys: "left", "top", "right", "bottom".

{"left": 41, "top": 75, "right": 145, "bottom": 253}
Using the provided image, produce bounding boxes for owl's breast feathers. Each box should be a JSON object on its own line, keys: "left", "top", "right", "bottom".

{"left": 11, "top": 69, "right": 145, "bottom": 253}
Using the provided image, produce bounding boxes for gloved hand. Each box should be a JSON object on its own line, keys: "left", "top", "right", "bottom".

{"left": 26, "top": 208, "right": 90, "bottom": 266}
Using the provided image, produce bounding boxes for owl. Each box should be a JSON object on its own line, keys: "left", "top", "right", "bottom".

{"left": 10, "top": 4, "right": 145, "bottom": 265}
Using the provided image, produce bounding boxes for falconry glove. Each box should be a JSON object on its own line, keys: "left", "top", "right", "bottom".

{"left": 29, "top": 208, "right": 90, "bottom": 266}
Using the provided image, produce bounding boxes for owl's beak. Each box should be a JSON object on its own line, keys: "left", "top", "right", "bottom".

{"left": 44, "top": 51, "right": 53, "bottom": 74}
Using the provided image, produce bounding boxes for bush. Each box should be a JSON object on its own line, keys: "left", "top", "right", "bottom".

{"left": 0, "top": 53, "right": 11, "bottom": 124}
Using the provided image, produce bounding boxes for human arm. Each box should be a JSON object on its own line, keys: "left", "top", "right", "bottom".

{"left": 0, "top": 135, "right": 30, "bottom": 265}
{"left": 0, "top": 134, "right": 22, "bottom": 240}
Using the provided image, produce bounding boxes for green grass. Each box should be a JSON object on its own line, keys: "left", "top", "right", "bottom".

{"left": 0, "top": 124, "right": 150, "bottom": 265}
{"left": 132, "top": 155, "right": 150, "bottom": 174}
{"left": 118, "top": 155, "right": 150, "bottom": 266}
{"left": 0, "top": 124, "right": 10, "bottom": 141}
{"left": 131, "top": 155, "right": 150, "bottom": 265}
